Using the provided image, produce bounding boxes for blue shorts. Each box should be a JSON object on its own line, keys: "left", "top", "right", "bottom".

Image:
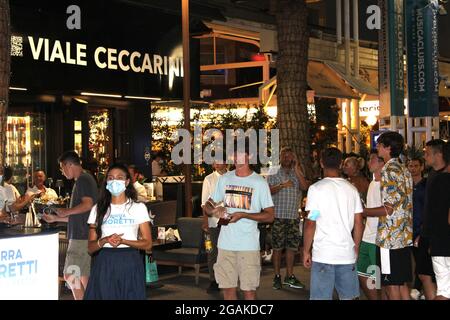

{"left": 310, "top": 262, "right": 360, "bottom": 300}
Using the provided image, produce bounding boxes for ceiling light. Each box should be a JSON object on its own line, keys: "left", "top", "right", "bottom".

{"left": 81, "top": 92, "right": 122, "bottom": 98}
{"left": 124, "top": 95, "right": 162, "bottom": 101}
{"left": 74, "top": 98, "right": 88, "bottom": 104}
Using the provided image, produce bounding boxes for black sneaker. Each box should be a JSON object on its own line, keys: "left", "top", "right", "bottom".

{"left": 283, "top": 275, "right": 305, "bottom": 289}
{"left": 206, "top": 281, "right": 220, "bottom": 294}
{"left": 273, "top": 274, "right": 282, "bottom": 290}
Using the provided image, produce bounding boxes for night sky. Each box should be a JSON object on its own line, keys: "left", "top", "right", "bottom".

{"left": 323, "top": 0, "right": 450, "bottom": 59}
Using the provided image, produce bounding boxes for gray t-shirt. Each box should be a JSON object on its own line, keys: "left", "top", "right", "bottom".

{"left": 68, "top": 172, "right": 98, "bottom": 240}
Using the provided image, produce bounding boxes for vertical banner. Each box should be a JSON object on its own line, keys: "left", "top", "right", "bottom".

{"left": 405, "top": 0, "right": 440, "bottom": 117}
{"left": 379, "top": 0, "right": 405, "bottom": 118}
{"left": 379, "top": 0, "right": 390, "bottom": 118}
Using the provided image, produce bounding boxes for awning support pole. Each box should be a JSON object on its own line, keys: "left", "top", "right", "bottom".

{"left": 182, "top": 0, "right": 192, "bottom": 217}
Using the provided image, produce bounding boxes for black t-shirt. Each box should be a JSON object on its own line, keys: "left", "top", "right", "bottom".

{"left": 422, "top": 168, "right": 446, "bottom": 237}
{"left": 68, "top": 172, "right": 98, "bottom": 240}
{"left": 413, "top": 178, "right": 427, "bottom": 240}
{"left": 428, "top": 172, "right": 450, "bottom": 256}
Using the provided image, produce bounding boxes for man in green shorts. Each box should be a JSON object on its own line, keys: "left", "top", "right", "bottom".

{"left": 357, "top": 150, "right": 384, "bottom": 300}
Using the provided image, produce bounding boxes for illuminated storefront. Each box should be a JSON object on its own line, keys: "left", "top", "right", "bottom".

{"left": 7, "top": 0, "right": 202, "bottom": 191}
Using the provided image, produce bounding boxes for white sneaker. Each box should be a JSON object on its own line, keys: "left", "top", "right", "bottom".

{"left": 264, "top": 250, "right": 273, "bottom": 262}
{"left": 410, "top": 289, "right": 421, "bottom": 300}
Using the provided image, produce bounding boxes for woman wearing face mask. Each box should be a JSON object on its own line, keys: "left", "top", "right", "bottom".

{"left": 84, "top": 163, "right": 152, "bottom": 300}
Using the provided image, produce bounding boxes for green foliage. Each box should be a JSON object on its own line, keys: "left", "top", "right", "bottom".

{"left": 405, "top": 145, "right": 424, "bottom": 160}
{"left": 151, "top": 103, "right": 276, "bottom": 180}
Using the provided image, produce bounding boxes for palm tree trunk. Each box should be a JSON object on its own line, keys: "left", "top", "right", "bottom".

{"left": 276, "top": 0, "right": 312, "bottom": 176}
{"left": 0, "top": 0, "right": 10, "bottom": 167}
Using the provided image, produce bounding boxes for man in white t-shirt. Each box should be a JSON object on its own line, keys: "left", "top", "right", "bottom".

{"left": 205, "top": 141, "right": 274, "bottom": 300}
{"left": 201, "top": 161, "right": 228, "bottom": 294}
{"left": 2, "top": 166, "right": 35, "bottom": 213}
{"left": 0, "top": 166, "right": 6, "bottom": 217}
{"left": 0, "top": 186, "right": 6, "bottom": 218}
{"left": 25, "top": 170, "right": 58, "bottom": 202}
{"left": 357, "top": 150, "right": 384, "bottom": 300}
{"left": 303, "top": 147, "right": 364, "bottom": 300}
{"left": 128, "top": 165, "right": 148, "bottom": 203}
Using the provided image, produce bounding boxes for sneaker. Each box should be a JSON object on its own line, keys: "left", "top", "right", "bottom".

{"left": 410, "top": 289, "right": 421, "bottom": 300}
{"left": 272, "top": 275, "right": 282, "bottom": 290}
{"left": 283, "top": 275, "right": 305, "bottom": 289}
{"left": 264, "top": 250, "right": 273, "bottom": 262}
{"left": 206, "top": 281, "right": 220, "bottom": 294}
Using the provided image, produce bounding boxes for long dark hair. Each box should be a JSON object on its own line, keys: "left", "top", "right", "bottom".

{"left": 95, "top": 163, "right": 137, "bottom": 238}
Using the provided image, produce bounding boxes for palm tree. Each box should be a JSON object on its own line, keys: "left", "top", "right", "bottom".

{"left": 275, "top": 0, "right": 312, "bottom": 175}
{"left": 0, "top": 0, "right": 10, "bottom": 167}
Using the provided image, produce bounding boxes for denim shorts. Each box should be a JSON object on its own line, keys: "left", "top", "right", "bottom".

{"left": 310, "top": 261, "right": 360, "bottom": 300}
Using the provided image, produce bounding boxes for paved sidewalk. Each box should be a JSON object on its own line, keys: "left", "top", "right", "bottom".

{"left": 60, "top": 261, "right": 312, "bottom": 300}
{"left": 147, "top": 262, "right": 311, "bottom": 300}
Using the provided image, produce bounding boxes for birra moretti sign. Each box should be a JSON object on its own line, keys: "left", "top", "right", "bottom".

{"left": 12, "top": 35, "right": 184, "bottom": 78}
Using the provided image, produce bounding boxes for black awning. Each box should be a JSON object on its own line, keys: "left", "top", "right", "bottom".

{"left": 117, "top": 0, "right": 227, "bottom": 22}
{"left": 440, "top": 97, "right": 450, "bottom": 112}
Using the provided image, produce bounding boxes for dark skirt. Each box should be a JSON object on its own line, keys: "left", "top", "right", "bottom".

{"left": 84, "top": 247, "right": 146, "bottom": 300}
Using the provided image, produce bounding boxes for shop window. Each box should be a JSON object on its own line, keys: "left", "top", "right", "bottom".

{"left": 88, "top": 110, "right": 112, "bottom": 176}
{"left": 200, "top": 37, "right": 259, "bottom": 66}
{"left": 114, "top": 108, "right": 131, "bottom": 164}
{"left": 74, "top": 120, "right": 83, "bottom": 156}
{"left": 6, "top": 113, "right": 46, "bottom": 192}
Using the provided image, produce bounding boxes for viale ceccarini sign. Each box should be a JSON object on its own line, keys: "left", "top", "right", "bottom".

{"left": 11, "top": 35, "right": 184, "bottom": 78}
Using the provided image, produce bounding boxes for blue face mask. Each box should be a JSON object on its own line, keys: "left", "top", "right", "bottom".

{"left": 106, "top": 180, "right": 127, "bottom": 197}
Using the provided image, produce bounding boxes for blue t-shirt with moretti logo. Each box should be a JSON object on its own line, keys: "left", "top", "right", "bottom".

{"left": 212, "top": 171, "right": 274, "bottom": 251}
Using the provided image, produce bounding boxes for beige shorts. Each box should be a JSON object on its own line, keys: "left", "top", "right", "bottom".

{"left": 64, "top": 240, "right": 91, "bottom": 277}
{"left": 213, "top": 249, "right": 261, "bottom": 291}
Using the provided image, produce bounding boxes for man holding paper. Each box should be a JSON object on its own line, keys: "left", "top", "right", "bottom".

{"left": 204, "top": 140, "right": 274, "bottom": 300}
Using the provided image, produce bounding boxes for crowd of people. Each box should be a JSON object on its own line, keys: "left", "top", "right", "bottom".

{"left": 202, "top": 132, "right": 450, "bottom": 301}
{"left": 1, "top": 132, "right": 449, "bottom": 301}
{"left": 0, "top": 152, "right": 156, "bottom": 300}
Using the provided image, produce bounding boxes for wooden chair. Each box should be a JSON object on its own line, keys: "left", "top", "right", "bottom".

{"left": 146, "top": 200, "right": 177, "bottom": 226}
{"left": 152, "top": 217, "right": 207, "bottom": 285}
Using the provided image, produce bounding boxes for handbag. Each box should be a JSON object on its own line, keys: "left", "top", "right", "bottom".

{"left": 145, "top": 255, "right": 159, "bottom": 283}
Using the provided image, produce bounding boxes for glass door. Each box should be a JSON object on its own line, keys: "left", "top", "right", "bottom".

{"left": 88, "top": 108, "right": 113, "bottom": 181}
{"left": 6, "top": 113, "right": 46, "bottom": 193}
